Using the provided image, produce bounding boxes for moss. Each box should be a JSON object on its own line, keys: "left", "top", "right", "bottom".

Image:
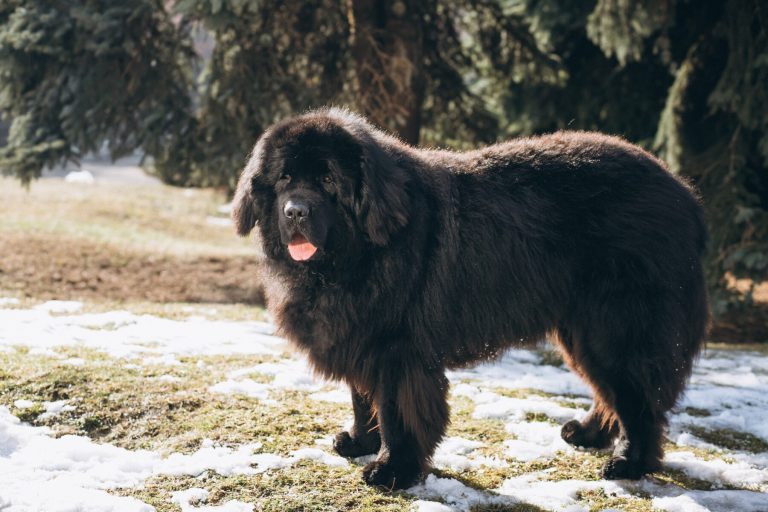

{"left": 523, "top": 452, "right": 609, "bottom": 481}
{"left": 447, "top": 397, "right": 510, "bottom": 453}
{"left": 471, "top": 504, "right": 546, "bottom": 512}
{"left": 575, "top": 488, "right": 653, "bottom": 512}
{"left": 14, "top": 403, "right": 44, "bottom": 422}
{"left": 687, "top": 425, "right": 768, "bottom": 453}
{"left": 523, "top": 412, "right": 557, "bottom": 424}
{"left": 654, "top": 468, "right": 720, "bottom": 491}
{"left": 684, "top": 407, "right": 711, "bottom": 417}
{"left": 117, "top": 463, "right": 419, "bottom": 512}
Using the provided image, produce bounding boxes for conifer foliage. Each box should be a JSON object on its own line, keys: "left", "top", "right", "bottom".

{"left": 0, "top": 0, "right": 766, "bottom": 328}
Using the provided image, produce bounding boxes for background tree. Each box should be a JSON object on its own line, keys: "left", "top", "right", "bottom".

{"left": 0, "top": 0, "right": 766, "bottom": 338}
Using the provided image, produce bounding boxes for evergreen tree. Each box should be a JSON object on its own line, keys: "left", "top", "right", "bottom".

{"left": 1, "top": 0, "right": 766, "bottom": 334}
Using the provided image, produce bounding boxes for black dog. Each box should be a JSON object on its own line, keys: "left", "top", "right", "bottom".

{"left": 232, "top": 108, "right": 709, "bottom": 489}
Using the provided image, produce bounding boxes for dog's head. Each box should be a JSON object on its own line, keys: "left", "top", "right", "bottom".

{"left": 232, "top": 109, "right": 412, "bottom": 265}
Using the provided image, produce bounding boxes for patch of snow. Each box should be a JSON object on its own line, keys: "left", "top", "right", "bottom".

{"left": 432, "top": 437, "right": 506, "bottom": 472}
{"left": 227, "top": 359, "right": 323, "bottom": 391}
{"left": 61, "top": 357, "right": 86, "bottom": 366}
{"left": 447, "top": 349, "right": 590, "bottom": 396}
{"left": 411, "top": 500, "right": 455, "bottom": 511}
{"left": 672, "top": 349, "right": 768, "bottom": 443}
{"left": 143, "top": 354, "right": 183, "bottom": 366}
{"left": 33, "top": 300, "right": 83, "bottom": 313}
{"left": 38, "top": 399, "right": 76, "bottom": 420}
{"left": 496, "top": 472, "right": 630, "bottom": 511}
{"left": 664, "top": 451, "right": 768, "bottom": 489}
{"left": 64, "top": 170, "right": 95, "bottom": 184}
{"left": 408, "top": 474, "right": 512, "bottom": 510}
{"left": 309, "top": 387, "right": 350, "bottom": 403}
{"left": 289, "top": 448, "right": 348, "bottom": 467}
{"left": 0, "top": 298, "right": 20, "bottom": 307}
{"left": 652, "top": 490, "right": 768, "bottom": 512}
{"left": 28, "top": 347, "right": 62, "bottom": 357}
{"left": 13, "top": 400, "right": 35, "bottom": 410}
{"left": 0, "top": 406, "right": 348, "bottom": 511}
{"left": 472, "top": 393, "right": 583, "bottom": 424}
{"left": 171, "top": 487, "right": 253, "bottom": 512}
{"left": 504, "top": 421, "right": 573, "bottom": 461}
{"left": 0, "top": 308, "right": 285, "bottom": 359}
{"left": 208, "top": 379, "right": 272, "bottom": 401}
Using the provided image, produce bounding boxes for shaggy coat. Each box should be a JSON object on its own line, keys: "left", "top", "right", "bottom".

{"left": 232, "top": 108, "right": 709, "bottom": 489}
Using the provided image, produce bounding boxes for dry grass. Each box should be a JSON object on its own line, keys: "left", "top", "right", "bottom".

{"left": 0, "top": 177, "right": 265, "bottom": 304}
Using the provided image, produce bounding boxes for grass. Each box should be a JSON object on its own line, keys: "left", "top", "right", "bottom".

{"left": 1, "top": 178, "right": 765, "bottom": 510}
{"left": 2, "top": 308, "right": 765, "bottom": 510}
{"left": 0, "top": 177, "right": 250, "bottom": 257}
{"left": 687, "top": 425, "right": 768, "bottom": 454}
{"left": 0, "top": 177, "right": 264, "bottom": 304}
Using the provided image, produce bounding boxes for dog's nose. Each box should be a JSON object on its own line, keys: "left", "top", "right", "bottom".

{"left": 284, "top": 200, "right": 310, "bottom": 220}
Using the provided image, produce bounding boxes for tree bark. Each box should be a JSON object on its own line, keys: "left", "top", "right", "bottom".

{"left": 349, "top": 0, "right": 425, "bottom": 145}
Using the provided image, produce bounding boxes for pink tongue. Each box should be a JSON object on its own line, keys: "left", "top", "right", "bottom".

{"left": 288, "top": 238, "right": 317, "bottom": 261}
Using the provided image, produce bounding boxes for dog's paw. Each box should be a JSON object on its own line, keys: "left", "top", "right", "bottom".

{"left": 601, "top": 456, "right": 646, "bottom": 480}
{"left": 560, "top": 420, "right": 585, "bottom": 446}
{"left": 561, "top": 419, "right": 614, "bottom": 449}
{"left": 362, "top": 458, "right": 420, "bottom": 490}
{"left": 333, "top": 431, "right": 380, "bottom": 458}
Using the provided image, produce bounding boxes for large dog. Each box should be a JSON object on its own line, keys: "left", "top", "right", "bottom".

{"left": 232, "top": 108, "right": 709, "bottom": 489}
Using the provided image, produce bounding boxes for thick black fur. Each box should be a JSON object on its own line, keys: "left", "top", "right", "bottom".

{"left": 232, "top": 108, "right": 709, "bottom": 489}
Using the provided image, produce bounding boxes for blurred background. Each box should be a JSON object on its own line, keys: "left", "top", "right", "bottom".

{"left": 0, "top": 0, "right": 766, "bottom": 342}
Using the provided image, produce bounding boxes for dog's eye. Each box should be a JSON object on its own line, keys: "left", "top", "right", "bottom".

{"left": 322, "top": 175, "right": 333, "bottom": 184}
{"left": 279, "top": 174, "right": 291, "bottom": 182}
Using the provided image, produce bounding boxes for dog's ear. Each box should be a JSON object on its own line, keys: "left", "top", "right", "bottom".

{"left": 357, "top": 141, "right": 412, "bottom": 246}
{"left": 231, "top": 138, "right": 268, "bottom": 236}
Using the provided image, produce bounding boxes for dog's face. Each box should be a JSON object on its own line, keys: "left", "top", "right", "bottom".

{"left": 232, "top": 112, "right": 412, "bottom": 266}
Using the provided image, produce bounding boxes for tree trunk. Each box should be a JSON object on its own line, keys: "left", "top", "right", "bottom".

{"left": 349, "top": 0, "right": 425, "bottom": 145}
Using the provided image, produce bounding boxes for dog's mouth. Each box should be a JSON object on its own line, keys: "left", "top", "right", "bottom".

{"left": 287, "top": 234, "right": 318, "bottom": 261}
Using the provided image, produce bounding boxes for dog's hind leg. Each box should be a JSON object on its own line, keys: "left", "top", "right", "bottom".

{"left": 555, "top": 329, "right": 620, "bottom": 449}
{"left": 361, "top": 357, "right": 449, "bottom": 490}
{"left": 333, "top": 386, "right": 381, "bottom": 457}
{"left": 561, "top": 398, "right": 619, "bottom": 449}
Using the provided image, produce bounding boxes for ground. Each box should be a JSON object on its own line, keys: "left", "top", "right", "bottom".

{"left": 0, "top": 175, "right": 767, "bottom": 511}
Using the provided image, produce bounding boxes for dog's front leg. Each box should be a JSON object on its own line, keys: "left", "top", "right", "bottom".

{"left": 362, "top": 359, "right": 449, "bottom": 490}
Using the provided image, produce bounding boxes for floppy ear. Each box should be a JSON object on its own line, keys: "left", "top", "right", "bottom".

{"left": 231, "top": 176, "right": 257, "bottom": 236}
{"left": 357, "top": 141, "right": 412, "bottom": 246}
{"left": 231, "top": 138, "right": 268, "bottom": 236}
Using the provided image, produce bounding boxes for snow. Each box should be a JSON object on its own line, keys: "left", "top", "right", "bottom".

{"left": 33, "top": 300, "right": 84, "bottom": 313}
{"left": 652, "top": 490, "right": 768, "bottom": 512}
{"left": 208, "top": 379, "right": 272, "bottom": 401}
{"left": 411, "top": 500, "right": 455, "bottom": 512}
{"left": 38, "top": 399, "right": 76, "bottom": 420}
{"left": 432, "top": 437, "right": 506, "bottom": 471}
{"left": 2, "top": 299, "right": 768, "bottom": 510}
{"left": 496, "top": 472, "right": 631, "bottom": 510}
{"left": 664, "top": 451, "right": 768, "bottom": 488}
{"left": 503, "top": 420, "right": 573, "bottom": 461}
{"left": 64, "top": 170, "right": 96, "bottom": 184}
{"left": 171, "top": 488, "right": 253, "bottom": 512}
{"left": 309, "top": 388, "right": 351, "bottom": 403}
{"left": 408, "top": 474, "right": 511, "bottom": 510}
{"left": 0, "top": 406, "right": 347, "bottom": 511}
{"left": 0, "top": 306, "right": 285, "bottom": 359}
